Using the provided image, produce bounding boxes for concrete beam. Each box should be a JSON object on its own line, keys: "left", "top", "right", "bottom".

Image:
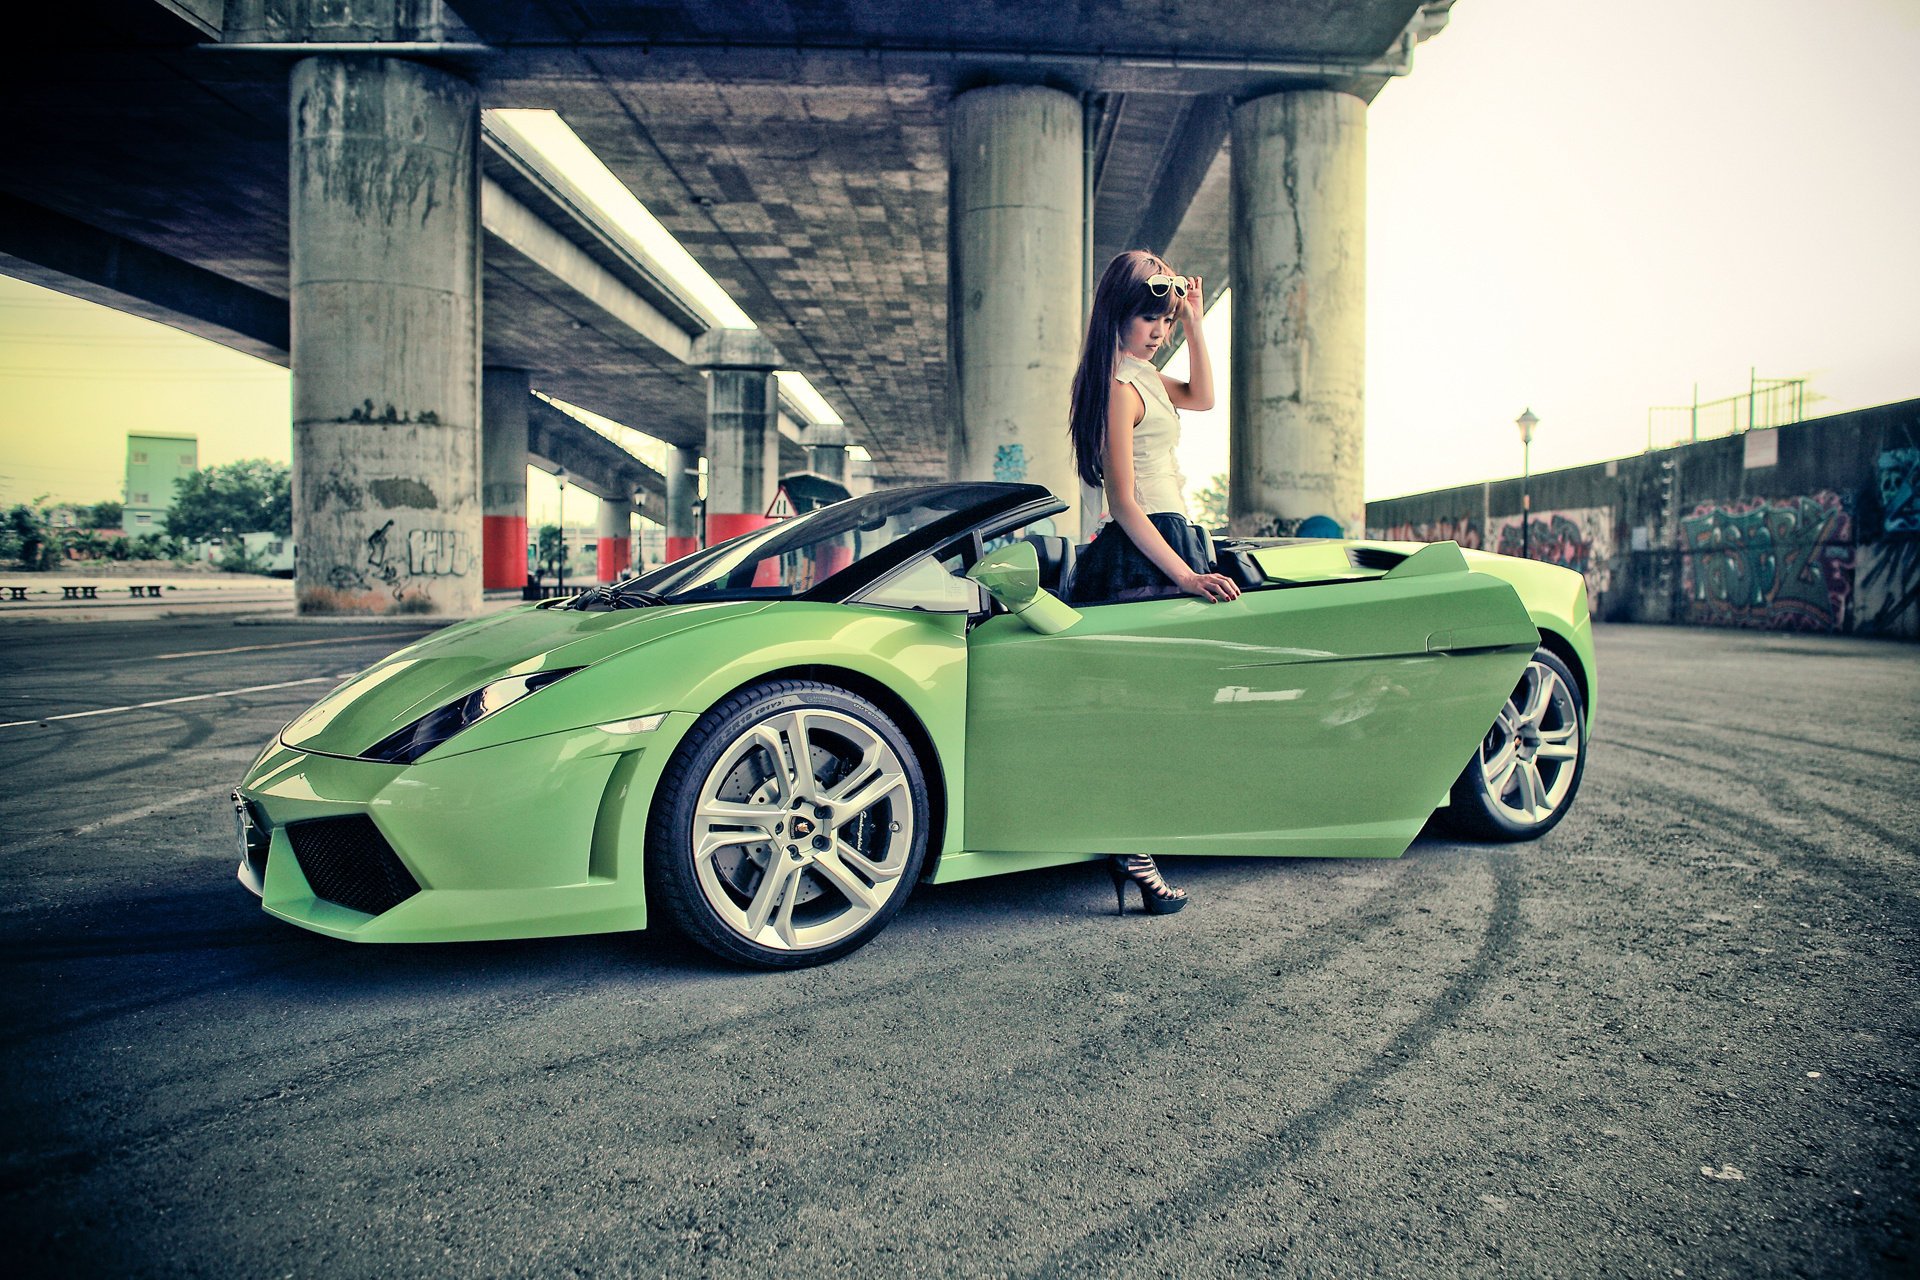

{"left": 1116, "top": 96, "right": 1231, "bottom": 265}
{"left": 222, "top": 0, "right": 479, "bottom": 43}
{"left": 527, "top": 397, "right": 666, "bottom": 520}
{"left": 481, "top": 177, "right": 696, "bottom": 364}
{"left": 0, "top": 194, "right": 289, "bottom": 364}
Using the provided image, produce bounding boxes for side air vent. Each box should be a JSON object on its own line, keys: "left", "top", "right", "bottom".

{"left": 286, "top": 816, "right": 420, "bottom": 917}
{"left": 1349, "top": 546, "right": 1409, "bottom": 572}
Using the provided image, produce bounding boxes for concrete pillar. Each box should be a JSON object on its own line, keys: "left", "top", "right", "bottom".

{"left": 806, "top": 421, "right": 848, "bottom": 485}
{"left": 949, "top": 86, "right": 1084, "bottom": 519}
{"left": 1228, "top": 90, "right": 1367, "bottom": 538}
{"left": 693, "top": 330, "right": 782, "bottom": 545}
{"left": 290, "top": 55, "right": 481, "bottom": 614}
{"left": 664, "top": 444, "right": 700, "bottom": 561}
{"left": 481, "top": 368, "right": 530, "bottom": 591}
{"left": 595, "top": 495, "right": 632, "bottom": 583}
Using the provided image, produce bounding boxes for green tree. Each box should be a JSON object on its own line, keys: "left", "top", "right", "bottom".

{"left": 164, "top": 460, "right": 292, "bottom": 542}
{"left": 1192, "top": 473, "right": 1230, "bottom": 532}
{"left": 63, "top": 528, "right": 111, "bottom": 561}
{"left": 128, "top": 532, "right": 186, "bottom": 562}
{"left": 535, "top": 524, "right": 566, "bottom": 582}
{"left": 216, "top": 540, "right": 272, "bottom": 574}
{"left": 3, "top": 501, "right": 54, "bottom": 570}
{"left": 84, "top": 500, "right": 123, "bottom": 528}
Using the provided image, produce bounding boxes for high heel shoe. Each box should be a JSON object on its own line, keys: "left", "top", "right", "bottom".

{"left": 1108, "top": 854, "right": 1189, "bottom": 915}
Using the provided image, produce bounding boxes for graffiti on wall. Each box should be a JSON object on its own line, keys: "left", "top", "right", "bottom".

{"left": 1879, "top": 447, "right": 1920, "bottom": 533}
{"left": 992, "top": 443, "right": 1028, "bottom": 483}
{"left": 1679, "top": 491, "right": 1853, "bottom": 632}
{"left": 1370, "top": 516, "right": 1483, "bottom": 549}
{"left": 1859, "top": 447, "right": 1920, "bottom": 634}
{"left": 1489, "top": 506, "right": 1616, "bottom": 605}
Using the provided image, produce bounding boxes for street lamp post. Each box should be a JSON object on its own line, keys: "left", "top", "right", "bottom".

{"left": 1516, "top": 408, "right": 1538, "bottom": 560}
{"left": 555, "top": 467, "right": 567, "bottom": 596}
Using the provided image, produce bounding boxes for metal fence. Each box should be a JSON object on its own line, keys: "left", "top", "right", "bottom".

{"left": 1646, "top": 374, "right": 1807, "bottom": 450}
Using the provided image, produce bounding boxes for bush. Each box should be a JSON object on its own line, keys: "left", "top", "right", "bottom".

{"left": 215, "top": 541, "right": 273, "bottom": 575}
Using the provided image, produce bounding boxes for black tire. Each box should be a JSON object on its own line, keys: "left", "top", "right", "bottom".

{"left": 646, "top": 679, "right": 930, "bottom": 968}
{"left": 1441, "top": 646, "right": 1587, "bottom": 842}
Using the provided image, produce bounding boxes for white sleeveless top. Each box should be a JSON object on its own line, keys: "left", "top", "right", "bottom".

{"left": 1107, "top": 353, "right": 1187, "bottom": 518}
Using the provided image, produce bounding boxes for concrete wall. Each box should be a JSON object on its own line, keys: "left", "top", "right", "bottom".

{"left": 1365, "top": 399, "right": 1920, "bottom": 639}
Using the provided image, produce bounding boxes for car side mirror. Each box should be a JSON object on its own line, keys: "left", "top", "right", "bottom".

{"left": 965, "top": 541, "right": 1081, "bottom": 634}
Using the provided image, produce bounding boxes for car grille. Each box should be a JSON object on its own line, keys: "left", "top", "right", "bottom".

{"left": 286, "top": 816, "right": 420, "bottom": 917}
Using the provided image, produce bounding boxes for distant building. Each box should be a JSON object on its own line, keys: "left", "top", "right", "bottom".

{"left": 122, "top": 432, "right": 198, "bottom": 534}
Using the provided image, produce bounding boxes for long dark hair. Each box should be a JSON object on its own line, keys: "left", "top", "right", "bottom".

{"left": 1068, "top": 249, "right": 1178, "bottom": 490}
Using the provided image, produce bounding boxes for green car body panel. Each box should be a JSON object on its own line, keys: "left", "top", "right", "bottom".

{"left": 236, "top": 483, "right": 1596, "bottom": 949}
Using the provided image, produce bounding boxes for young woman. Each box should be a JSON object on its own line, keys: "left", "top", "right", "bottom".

{"left": 1066, "top": 249, "right": 1242, "bottom": 915}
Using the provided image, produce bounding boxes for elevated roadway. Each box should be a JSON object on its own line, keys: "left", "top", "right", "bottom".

{"left": 3, "top": 0, "right": 1455, "bottom": 610}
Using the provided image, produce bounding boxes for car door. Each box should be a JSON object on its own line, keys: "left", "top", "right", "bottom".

{"left": 963, "top": 547, "right": 1538, "bottom": 860}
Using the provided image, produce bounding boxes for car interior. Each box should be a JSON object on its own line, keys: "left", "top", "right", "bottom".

{"left": 1009, "top": 530, "right": 1408, "bottom": 607}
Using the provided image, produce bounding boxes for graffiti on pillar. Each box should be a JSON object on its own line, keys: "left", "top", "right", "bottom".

{"left": 347, "top": 400, "right": 441, "bottom": 426}
{"left": 1678, "top": 491, "right": 1853, "bottom": 632}
{"left": 365, "top": 519, "right": 403, "bottom": 598}
{"left": 1370, "top": 516, "right": 1483, "bottom": 549}
{"left": 407, "top": 528, "right": 474, "bottom": 577}
{"left": 992, "top": 443, "right": 1028, "bottom": 483}
{"left": 1490, "top": 507, "right": 1616, "bottom": 605}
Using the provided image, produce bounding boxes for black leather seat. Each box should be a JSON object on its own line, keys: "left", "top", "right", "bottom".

{"left": 1020, "top": 534, "right": 1074, "bottom": 596}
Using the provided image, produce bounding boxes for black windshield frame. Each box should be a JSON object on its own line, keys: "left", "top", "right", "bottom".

{"left": 616, "top": 482, "right": 1066, "bottom": 605}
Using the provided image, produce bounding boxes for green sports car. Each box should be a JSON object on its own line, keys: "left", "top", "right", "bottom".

{"left": 235, "top": 482, "right": 1594, "bottom": 967}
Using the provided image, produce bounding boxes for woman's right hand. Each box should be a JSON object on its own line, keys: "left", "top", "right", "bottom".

{"left": 1179, "top": 569, "right": 1241, "bottom": 603}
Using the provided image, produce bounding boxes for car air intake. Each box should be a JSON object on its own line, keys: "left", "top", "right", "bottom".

{"left": 286, "top": 816, "right": 420, "bottom": 917}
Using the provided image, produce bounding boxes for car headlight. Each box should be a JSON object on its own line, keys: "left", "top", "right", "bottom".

{"left": 362, "top": 668, "right": 581, "bottom": 764}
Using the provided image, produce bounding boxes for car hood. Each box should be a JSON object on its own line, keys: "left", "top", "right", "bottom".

{"left": 280, "top": 599, "right": 772, "bottom": 758}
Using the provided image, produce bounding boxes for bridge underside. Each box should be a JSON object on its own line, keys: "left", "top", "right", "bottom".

{"left": 2, "top": 0, "right": 1448, "bottom": 611}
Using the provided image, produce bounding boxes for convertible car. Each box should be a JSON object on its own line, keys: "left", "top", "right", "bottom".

{"left": 234, "top": 482, "right": 1594, "bottom": 967}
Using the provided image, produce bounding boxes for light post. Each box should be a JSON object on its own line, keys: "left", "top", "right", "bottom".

{"left": 1515, "top": 408, "right": 1538, "bottom": 560}
{"left": 555, "top": 467, "right": 567, "bottom": 596}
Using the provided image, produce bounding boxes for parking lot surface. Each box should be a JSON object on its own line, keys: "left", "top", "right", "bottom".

{"left": 1, "top": 618, "right": 1915, "bottom": 1277}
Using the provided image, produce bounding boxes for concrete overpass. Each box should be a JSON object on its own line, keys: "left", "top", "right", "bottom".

{"left": 1, "top": 0, "right": 1454, "bottom": 613}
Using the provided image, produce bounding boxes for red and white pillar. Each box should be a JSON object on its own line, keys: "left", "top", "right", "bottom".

{"left": 595, "top": 495, "right": 631, "bottom": 583}
{"left": 481, "top": 368, "right": 530, "bottom": 590}
{"left": 694, "top": 330, "right": 782, "bottom": 546}
{"left": 665, "top": 444, "right": 700, "bottom": 561}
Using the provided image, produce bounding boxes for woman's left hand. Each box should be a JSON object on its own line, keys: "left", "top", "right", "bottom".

{"left": 1178, "top": 275, "right": 1205, "bottom": 326}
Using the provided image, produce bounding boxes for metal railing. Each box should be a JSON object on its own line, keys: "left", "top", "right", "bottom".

{"left": 1646, "top": 372, "right": 1807, "bottom": 450}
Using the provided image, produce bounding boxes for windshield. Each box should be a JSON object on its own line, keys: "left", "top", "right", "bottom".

{"left": 624, "top": 484, "right": 1016, "bottom": 603}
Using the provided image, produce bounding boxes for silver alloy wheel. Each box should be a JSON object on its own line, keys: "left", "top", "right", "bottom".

{"left": 690, "top": 707, "right": 914, "bottom": 952}
{"left": 1477, "top": 657, "right": 1583, "bottom": 827}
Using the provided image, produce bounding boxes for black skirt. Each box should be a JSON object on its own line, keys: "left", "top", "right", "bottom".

{"left": 1068, "top": 512, "right": 1212, "bottom": 604}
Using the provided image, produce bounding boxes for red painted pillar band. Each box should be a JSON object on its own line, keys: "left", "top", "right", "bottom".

{"left": 482, "top": 514, "right": 527, "bottom": 590}
{"left": 665, "top": 535, "right": 700, "bottom": 562}
{"left": 596, "top": 536, "right": 631, "bottom": 583}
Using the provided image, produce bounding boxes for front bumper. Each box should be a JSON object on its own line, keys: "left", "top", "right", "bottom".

{"left": 234, "top": 712, "right": 698, "bottom": 942}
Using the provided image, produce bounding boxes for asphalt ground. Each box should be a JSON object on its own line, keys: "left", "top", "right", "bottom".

{"left": 0, "top": 618, "right": 1914, "bottom": 1278}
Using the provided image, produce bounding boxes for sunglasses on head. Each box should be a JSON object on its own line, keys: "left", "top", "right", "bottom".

{"left": 1145, "top": 273, "right": 1189, "bottom": 299}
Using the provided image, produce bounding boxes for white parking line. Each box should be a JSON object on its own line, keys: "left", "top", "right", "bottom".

{"left": 2, "top": 785, "right": 233, "bottom": 857}
{"left": 0, "top": 677, "right": 336, "bottom": 730}
{"left": 152, "top": 633, "right": 420, "bottom": 661}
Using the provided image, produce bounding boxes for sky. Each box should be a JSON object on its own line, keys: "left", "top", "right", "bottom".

{"left": 3, "top": 0, "right": 1916, "bottom": 514}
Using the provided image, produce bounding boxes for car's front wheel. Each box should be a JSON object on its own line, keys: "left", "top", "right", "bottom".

{"left": 1443, "top": 647, "right": 1586, "bottom": 842}
{"left": 646, "top": 679, "right": 930, "bottom": 968}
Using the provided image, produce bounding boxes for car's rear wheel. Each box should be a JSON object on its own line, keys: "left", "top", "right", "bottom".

{"left": 1443, "top": 647, "right": 1586, "bottom": 842}
{"left": 647, "top": 680, "right": 929, "bottom": 968}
